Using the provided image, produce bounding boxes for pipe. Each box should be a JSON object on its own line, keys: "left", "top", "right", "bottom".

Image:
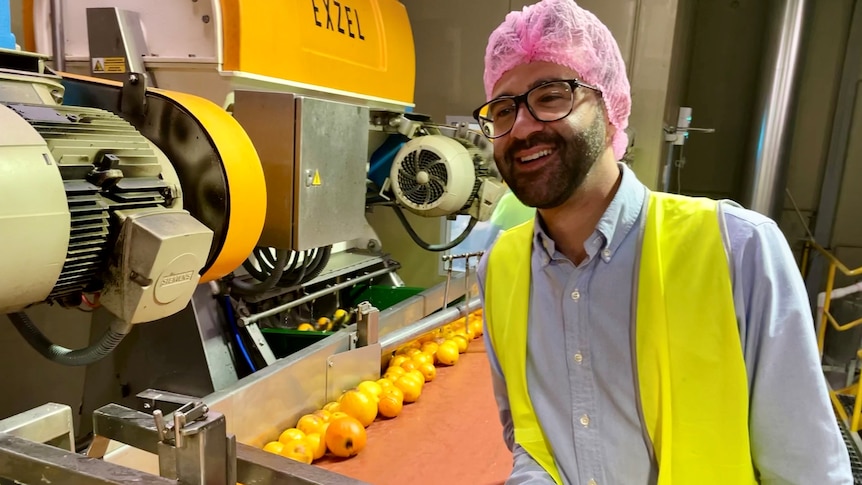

{"left": 818, "top": 281, "right": 862, "bottom": 310}
{"left": 239, "top": 266, "right": 397, "bottom": 326}
{"left": 49, "top": 0, "right": 64, "bottom": 71}
{"left": 740, "top": 0, "right": 809, "bottom": 219}
{"left": 379, "top": 297, "right": 481, "bottom": 354}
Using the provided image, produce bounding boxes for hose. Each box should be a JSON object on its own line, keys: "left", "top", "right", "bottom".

{"left": 222, "top": 295, "right": 256, "bottom": 373}
{"left": 7, "top": 312, "right": 133, "bottom": 367}
{"left": 391, "top": 205, "right": 478, "bottom": 252}
{"left": 300, "top": 245, "right": 332, "bottom": 284}
{"left": 230, "top": 248, "right": 290, "bottom": 296}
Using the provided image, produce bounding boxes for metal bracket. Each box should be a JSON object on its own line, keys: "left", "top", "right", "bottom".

{"left": 441, "top": 251, "right": 484, "bottom": 310}
{"left": 355, "top": 301, "right": 379, "bottom": 348}
{"left": 120, "top": 72, "right": 147, "bottom": 119}
{"left": 88, "top": 401, "right": 236, "bottom": 485}
{"left": 137, "top": 389, "right": 198, "bottom": 414}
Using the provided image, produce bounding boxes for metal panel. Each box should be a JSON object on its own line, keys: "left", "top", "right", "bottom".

{"left": 294, "top": 97, "right": 369, "bottom": 250}
{"left": 85, "top": 7, "right": 149, "bottom": 84}
{"left": 0, "top": 433, "right": 175, "bottom": 485}
{"left": 805, "top": 0, "right": 862, "bottom": 303}
{"left": 232, "top": 90, "right": 297, "bottom": 249}
{"left": 326, "top": 343, "right": 381, "bottom": 402}
{"left": 0, "top": 403, "right": 74, "bottom": 452}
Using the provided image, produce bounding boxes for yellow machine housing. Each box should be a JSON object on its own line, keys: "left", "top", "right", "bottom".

{"left": 219, "top": 0, "right": 415, "bottom": 107}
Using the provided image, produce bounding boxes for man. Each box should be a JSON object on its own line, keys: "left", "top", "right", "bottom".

{"left": 474, "top": 1, "right": 853, "bottom": 484}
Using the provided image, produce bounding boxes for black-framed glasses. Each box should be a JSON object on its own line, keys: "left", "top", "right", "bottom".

{"left": 472, "top": 79, "right": 602, "bottom": 139}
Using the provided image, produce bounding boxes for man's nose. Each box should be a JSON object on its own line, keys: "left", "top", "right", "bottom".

{"left": 508, "top": 102, "right": 544, "bottom": 140}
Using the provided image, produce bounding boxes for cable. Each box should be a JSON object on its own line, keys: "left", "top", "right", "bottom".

{"left": 230, "top": 248, "right": 290, "bottom": 296}
{"left": 300, "top": 245, "right": 332, "bottom": 284}
{"left": 390, "top": 205, "right": 478, "bottom": 252}
{"left": 221, "top": 295, "right": 255, "bottom": 373}
{"left": 7, "top": 312, "right": 132, "bottom": 366}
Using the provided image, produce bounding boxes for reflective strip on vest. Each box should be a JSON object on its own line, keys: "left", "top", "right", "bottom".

{"left": 484, "top": 192, "right": 756, "bottom": 484}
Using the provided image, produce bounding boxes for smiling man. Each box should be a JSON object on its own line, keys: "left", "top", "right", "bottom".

{"left": 474, "top": 1, "right": 853, "bottom": 484}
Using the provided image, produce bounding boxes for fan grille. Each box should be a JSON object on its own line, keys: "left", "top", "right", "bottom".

{"left": 397, "top": 149, "right": 449, "bottom": 206}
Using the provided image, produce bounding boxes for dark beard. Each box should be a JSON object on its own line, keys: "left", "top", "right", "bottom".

{"left": 496, "top": 116, "right": 607, "bottom": 209}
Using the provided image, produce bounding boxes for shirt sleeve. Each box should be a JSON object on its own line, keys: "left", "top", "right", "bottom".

{"left": 726, "top": 210, "right": 854, "bottom": 484}
{"left": 478, "top": 252, "right": 557, "bottom": 484}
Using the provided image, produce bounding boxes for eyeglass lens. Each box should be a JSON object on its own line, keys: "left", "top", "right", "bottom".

{"left": 479, "top": 81, "right": 575, "bottom": 138}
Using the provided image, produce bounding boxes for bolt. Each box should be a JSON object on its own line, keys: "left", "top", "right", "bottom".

{"left": 202, "top": 15, "right": 210, "bottom": 23}
{"left": 143, "top": 403, "right": 151, "bottom": 409}
{"left": 129, "top": 74, "right": 139, "bottom": 85}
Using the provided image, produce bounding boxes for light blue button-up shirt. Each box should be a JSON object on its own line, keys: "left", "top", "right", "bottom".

{"left": 477, "top": 163, "right": 853, "bottom": 484}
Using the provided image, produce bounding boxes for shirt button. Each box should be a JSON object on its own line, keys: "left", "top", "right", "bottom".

{"left": 602, "top": 248, "right": 611, "bottom": 259}
{"left": 571, "top": 289, "right": 580, "bottom": 301}
{"left": 580, "top": 414, "right": 590, "bottom": 427}
{"left": 573, "top": 352, "right": 583, "bottom": 364}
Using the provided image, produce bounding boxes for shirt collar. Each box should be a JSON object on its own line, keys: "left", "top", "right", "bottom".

{"left": 533, "top": 162, "right": 646, "bottom": 266}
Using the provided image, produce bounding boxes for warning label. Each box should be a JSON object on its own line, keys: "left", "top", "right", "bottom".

{"left": 91, "top": 57, "right": 127, "bottom": 74}
{"left": 312, "top": 170, "right": 322, "bottom": 186}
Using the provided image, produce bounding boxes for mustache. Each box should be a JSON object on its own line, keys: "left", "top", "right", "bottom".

{"left": 504, "top": 131, "right": 563, "bottom": 163}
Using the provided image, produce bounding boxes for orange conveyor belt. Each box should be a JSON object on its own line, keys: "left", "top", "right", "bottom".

{"left": 315, "top": 339, "right": 513, "bottom": 485}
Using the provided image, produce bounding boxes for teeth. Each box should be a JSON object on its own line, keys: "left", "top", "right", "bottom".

{"left": 520, "top": 149, "right": 552, "bottom": 162}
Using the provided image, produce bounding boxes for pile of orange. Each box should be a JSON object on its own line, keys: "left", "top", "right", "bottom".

{"left": 260, "top": 308, "right": 484, "bottom": 463}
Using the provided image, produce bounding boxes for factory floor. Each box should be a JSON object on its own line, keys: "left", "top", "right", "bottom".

{"left": 315, "top": 338, "right": 512, "bottom": 485}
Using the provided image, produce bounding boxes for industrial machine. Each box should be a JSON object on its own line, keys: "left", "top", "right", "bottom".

{"left": 0, "top": 1, "right": 501, "bottom": 483}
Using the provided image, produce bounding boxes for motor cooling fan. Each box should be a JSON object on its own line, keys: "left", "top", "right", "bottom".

{"left": 389, "top": 135, "right": 502, "bottom": 220}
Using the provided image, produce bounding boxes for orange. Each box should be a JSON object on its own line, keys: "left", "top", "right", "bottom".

{"left": 417, "top": 362, "right": 437, "bottom": 382}
{"left": 278, "top": 428, "right": 305, "bottom": 444}
{"left": 323, "top": 401, "right": 340, "bottom": 413}
{"left": 383, "top": 386, "right": 404, "bottom": 403}
{"left": 404, "top": 347, "right": 422, "bottom": 357}
{"left": 411, "top": 352, "right": 432, "bottom": 367}
{"left": 469, "top": 319, "right": 483, "bottom": 337}
{"left": 400, "top": 360, "right": 418, "bottom": 372}
{"left": 357, "top": 380, "right": 383, "bottom": 402}
{"left": 313, "top": 409, "right": 332, "bottom": 423}
{"left": 330, "top": 411, "right": 350, "bottom": 421}
{"left": 388, "top": 355, "right": 409, "bottom": 369}
{"left": 436, "top": 342, "right": 459, "bottom": 366}
{"left": 279, "top": 438, "right": 314, "bottom": 464}
{"left": 304, "top": 433, "right": 327, "bottom": 460}
{"left": 406, "top": 369, "right": 426, "bottom": 387}
{"left": 376, "top": 378, "right": 394, "bottom": 391}
{"left": 452, "top": 335, "right": 469, "bottom": 353}
{"left": 296, "top": 414, "right": 327, "bottom": 436}
{"left": 325, "top": 416, "right": 367, "bottom": 458}
{"left": 377, "top": 393, "right": 403, "bottom": 418}
{"left": 394, "top": 375, "right": 422, "bottom": 403}
{"left": 262, "top": 441, "right": 284, "bottom": 454}
{"left": 338, "top": 389, "right": 378, "bottom": 427}
{"left": 385, "top": 366, "right": 405, "bottom": 377}
{"left": 421, "top": 341, "right": 439, "bottom": 356}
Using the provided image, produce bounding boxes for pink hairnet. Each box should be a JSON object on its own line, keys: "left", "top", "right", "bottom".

{"left": 483, "top": 0, "right": 631, "bottom": 160}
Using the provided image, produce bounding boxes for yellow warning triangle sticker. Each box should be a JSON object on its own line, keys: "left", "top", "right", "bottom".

{"left": 94, "top": 60, "right": 104, "bottom": 72}
{"left": 312, "top": 170, "right": 322, "bottom": 186}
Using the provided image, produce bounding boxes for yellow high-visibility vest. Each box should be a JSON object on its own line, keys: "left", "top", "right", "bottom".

{"left": 484, "top": 192, "right": 757, "bottom": 484}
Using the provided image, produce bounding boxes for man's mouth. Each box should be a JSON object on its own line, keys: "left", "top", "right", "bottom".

{"left": 518, "top": 148, "right": 553, "bottom": 164}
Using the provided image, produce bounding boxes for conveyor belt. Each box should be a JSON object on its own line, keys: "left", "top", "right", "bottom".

{"left": 315, "top": 339, "right": 512, "bottom": 485}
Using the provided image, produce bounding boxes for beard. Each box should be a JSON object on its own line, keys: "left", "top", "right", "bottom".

{"left": 495, "top": 115, "right": 607, "bottom": 209}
